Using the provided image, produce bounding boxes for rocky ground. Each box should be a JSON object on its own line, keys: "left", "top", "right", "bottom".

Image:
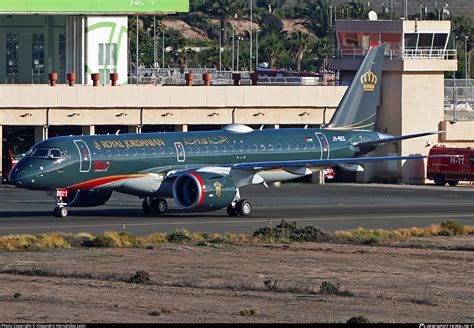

{"left": 0, "top": 237, "right": 473, "bottom": 323}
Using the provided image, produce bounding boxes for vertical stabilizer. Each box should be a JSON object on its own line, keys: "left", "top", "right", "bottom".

{"left": 327, "top": 43, "right": 385, "bottom": 131}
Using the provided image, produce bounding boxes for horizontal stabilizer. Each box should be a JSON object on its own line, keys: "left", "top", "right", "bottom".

{"left": 354, "top": 131, "right": 444, "bottom": 148}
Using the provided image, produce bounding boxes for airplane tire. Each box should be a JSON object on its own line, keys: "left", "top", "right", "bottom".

{"left": 226, "top": 204, "right": 239, "bottom": 217}
{"left": 237, "top": 200, "right": 252, "bottom": 217}
{"left": 151, "top": 198, "right": 168, "bottom": 215}
{"left": 142, "top": 198, "right": 153, "bottom": 215}
{"left": 434, "top": 175, "right": 446, "bottom": 186}
{"left": 54, "top": 207, "right": 68, "bottom": 218}
{"left": 448, "top": 181, "right": 459, "bottom": 187}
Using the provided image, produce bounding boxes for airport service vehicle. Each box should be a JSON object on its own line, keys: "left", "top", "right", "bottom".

{"left": 9, "top": 43, "right": 444, "bottom": 218}
{"left": 427, "top": 146, "right": 474, "bottom": 186}
{"left": 2, "top": 149, "right": 18, "bottom": 184}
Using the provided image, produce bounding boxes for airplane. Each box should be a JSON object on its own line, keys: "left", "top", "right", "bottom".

{"left": 8, "top": 43, "right": 443, "bottom": 218}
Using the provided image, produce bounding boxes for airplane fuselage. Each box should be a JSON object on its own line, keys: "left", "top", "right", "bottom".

{"left": 10, "top": 127, "right": 378, "bottom": 193}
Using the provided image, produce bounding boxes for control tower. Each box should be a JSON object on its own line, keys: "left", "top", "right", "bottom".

{"left": 329, "top": 19, "right": 459, "bottom": 184}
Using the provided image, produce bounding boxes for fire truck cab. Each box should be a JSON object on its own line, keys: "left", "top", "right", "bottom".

{"left": 427, "top": 146, "right": 474, "bottom": 186}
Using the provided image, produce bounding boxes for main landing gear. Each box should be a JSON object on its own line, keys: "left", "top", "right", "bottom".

{"left": 226, "top": 199, "right": 252, "bottom": 217}
{"left": 142, "top": 197, "right": 168, "bottom": 216}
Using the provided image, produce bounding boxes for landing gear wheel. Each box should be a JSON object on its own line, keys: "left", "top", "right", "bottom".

{"left": 54, "top": 207, "right": 68, "bottom": 218}
{"left": 226, "top": 204, "right": 239, "bottom": 217}
{"left": 434, "top": 175, "right": 446, "bottom": 186}
{"left": 151, "top": 198, "right": 168, "bottom": 215}
{"left": 142, "top": 198, "right": 153, "bottom": 215}
{"left": 448, "top": 181, "right": 459, "bottom": 187}
{"left": 237, "top": 199, "right": 252, "bottom": 217}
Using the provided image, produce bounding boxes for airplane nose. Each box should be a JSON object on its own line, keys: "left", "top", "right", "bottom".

{"left": 8, "top": 166, "right": 22, "bottom": 186}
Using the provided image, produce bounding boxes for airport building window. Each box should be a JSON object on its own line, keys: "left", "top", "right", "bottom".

{"left": 32, "top": 34, "right": 45, "bottom": 83}
{"left": 6, "top": 34, "right": 19, "bottom": 83}
{"left": 98, "top": 43, "right": 117, "bottom": 84}
{"left": 58, "top": 35, "right": 66, "bottom": 83}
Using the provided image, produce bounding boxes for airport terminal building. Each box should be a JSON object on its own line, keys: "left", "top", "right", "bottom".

{"left": 0, "top": 2, "right": 472, "bottom": 184}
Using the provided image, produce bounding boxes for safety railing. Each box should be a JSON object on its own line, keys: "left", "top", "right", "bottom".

{"left": 333, "top": 48, "right": 457, "bottom": 60}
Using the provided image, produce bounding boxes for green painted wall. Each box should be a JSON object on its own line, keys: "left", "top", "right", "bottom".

{"left": 0, "top": 0, "right": 189, "bottom": 13}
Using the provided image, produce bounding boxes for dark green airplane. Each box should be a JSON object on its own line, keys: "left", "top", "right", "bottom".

{"left": 9, "top": 43, "right": 441, "bottom": 218}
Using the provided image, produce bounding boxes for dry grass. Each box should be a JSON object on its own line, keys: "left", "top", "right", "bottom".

{"left": 0, "top": 220, "right": 473, "bottom": 251}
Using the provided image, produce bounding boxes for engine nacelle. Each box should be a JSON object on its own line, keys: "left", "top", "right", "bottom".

{"left": 65, "top": 190, "right": 113, "bottom": 207}
{"left": 173, "top": 172, "right": 237, "bottom": 211}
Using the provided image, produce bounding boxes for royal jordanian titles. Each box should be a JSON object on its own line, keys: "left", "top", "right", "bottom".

{"left": 9, "top": 43, "right": 443, "bottom": 217}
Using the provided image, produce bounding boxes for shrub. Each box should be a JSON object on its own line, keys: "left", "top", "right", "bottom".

{"left": 13, "top": 293, "right": 22, "bottom": 299}
{"left": 148, "top": 311, "right": 161, "bottom": 316}
{"left": 347, "top": 315, "right": 370, "bottom": 324}
{"left": 239, "top": 308, "right": 258, "bottom": 316}
{"left": 90, "top": 235, "right": 117, "bottom": 248}
{"left": 127, "top": 271, "right": 151, "bottom": 284}
{"left": 439, "top": 220, "right": 464, "bottom": 236}
{"left": 320, "top": 281, "right": 354, "bottom": 297}
{"left": 253, "top": 220, "right": 334, "bottom": 243}
{"left": 166, "top": 229, "right": 192, "bottom": 243}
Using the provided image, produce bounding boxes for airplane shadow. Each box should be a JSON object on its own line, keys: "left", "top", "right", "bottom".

{"left": 0, "top": 208, "right": 241, "bottom": 219}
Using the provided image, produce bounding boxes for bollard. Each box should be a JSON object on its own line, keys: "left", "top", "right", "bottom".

{"left": 110, "top": 73, "right": 118, "bottom": 86}
{"left": 185, "top": 73, "right": 194, "bottom": 86}
{"left": 202, "top": 73, "right": 212, "bottom": 86}
{"left": 91, "top": 73, "right": 100, "bottom": 87}
{"left": 232, "top": 73, "right": 241, "bottom": 86}
{"left": 66, "top": 72, "right": 76, "bottom": 86}
{"left": 250, "top": 72, "right": 259, "bottom": 86}
{"left": 48, "top": 72, "right": 58, "bottom": 87}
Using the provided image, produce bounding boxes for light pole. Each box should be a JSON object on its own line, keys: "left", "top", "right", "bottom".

{"left": 256, "top": 28, "right": 260, "bottom": 69}
{"left": 232, "top": 19, "right": 235, "bottom": 71}
{"left": 249, "top": 0, "right": 253, "bottom": 72}
{"left": 219, "top": 27, "right": 224, "bottom": 84}
{"left": 452, "top": 36, "right": 457, "bottom": 121}
{"left": 465, "top": 36, "right": 469, "bottom": 105}
{"left": 153, "top": 15, "right": 157, "bottom": 69}
{"left": 162, "top": 29, "right": 165, "bottom": 69}
{"left": 136, "top": 15, "right": 139, "bottom": 85}
{"left": 237, "top": 37, "right": 242, "bottom": 71}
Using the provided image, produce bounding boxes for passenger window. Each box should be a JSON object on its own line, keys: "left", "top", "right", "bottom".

{"left": 253, "top": 145, "right": 258, "bottom": 151}
{"left": 186, "top": 147, "right": 192, "bottom": 153}
{"left": 106, "top": 150, "right": 112, "bottom": 157}
{"left": 302, "top": 143, "right": 307, "bottom": 150}
{"left": 132, "top": 149, "right": 138, "bottom": 156}
{"left": 141, "top": 148, "right": 146, "bottom": 155}
{"left": 221, "top": 146, "right": 227, "bottom": 153}
{"left": 98, "top": 151, "right": 104, "bottom": 157}
{"left": 237, "top": 145, "right": 243, "bottom": 152}
{"left": 229, "top": 145, "right": 235, "bottom": 152}
{"left": 204, "top": 146, "right": 209, "bottom": 153}
{"left": 160, "top": 148, "right": 165, "bottom": 155}
{"left": 260, "top": 144, "right": 265, "bottom": 151}
{"left": 269, "top": 144, "right": 274, "bottom": 151}
{"left": 151, "top": 148, "right": 156, "bottom": 155}
{"left": 213, "top": 146, "right": 218, "bottom": 153}
{"left": 115, "top": 150, "right": 120, "bottom": 156}
{"left": 294, "top": 143, "right": 299, "bottom": 150}
{"left": 167, "top": 147, "right": 173, "bottom": 154}
{"left": 195, "top": 146, "right": 200, "bottom": 153}
{"left": 276, "top": 144, "right": 282, "bottom": 151}
{"left": 285, "top": 143, "right": 290, "bottom": 150}
{"left": 122, "top": 149, "right": 128, "bottom": 157}
{"left": 246, "top": 145, "right": 251, "bottom": 151}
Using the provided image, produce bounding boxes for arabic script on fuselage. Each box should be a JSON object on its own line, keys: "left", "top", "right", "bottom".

{"left": 183, "top": 136, "right": 229, "bottom": 146}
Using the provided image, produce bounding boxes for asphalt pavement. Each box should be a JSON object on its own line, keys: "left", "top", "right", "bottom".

{"left": 0, "top": 183, "right": 473, "bottom": 235}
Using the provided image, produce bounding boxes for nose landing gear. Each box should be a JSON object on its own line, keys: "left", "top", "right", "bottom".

{"left": 51, "top": 189, "right": 69, "bottom": 218}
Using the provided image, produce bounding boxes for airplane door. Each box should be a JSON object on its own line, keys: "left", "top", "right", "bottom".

{"left": 174, "top": 142, "right": 185, "bottom": 163}
{"left": 315, "top": 132, "right": 330, "bottom": 160}
{"left": 74, "top": 140, "right": 92, "bottom": 172}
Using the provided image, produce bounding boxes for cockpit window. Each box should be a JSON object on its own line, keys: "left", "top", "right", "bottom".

{"left": 29, "top": 148, "right": 64, "bottom": 159}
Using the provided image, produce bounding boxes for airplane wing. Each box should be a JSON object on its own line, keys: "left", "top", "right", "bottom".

{"left": 230, "top": 154, "right": 450, "bottom": 170}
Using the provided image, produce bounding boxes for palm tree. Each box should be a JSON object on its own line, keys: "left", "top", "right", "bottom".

{"left": 298, "top": 0, "right": 331, "bottom": 39}
{"left": 257, "top": 0, "right": 286, "bottom": 13}
{"left": 203, "top": 0, "right": 246, "bottom": 43}
{"left": 289, "top": 31, "right": 312, "bottom": 71}
{"left": 260, "top": 29, "right": 287, "bottom": 67}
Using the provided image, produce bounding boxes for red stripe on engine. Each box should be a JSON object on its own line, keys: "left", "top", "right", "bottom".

{"left": 189, "top": 171, "right": 205, "bottom": 208}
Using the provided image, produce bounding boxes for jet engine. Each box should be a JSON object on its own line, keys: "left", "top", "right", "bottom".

{"left": 64, "top": 190, "right": 113, "bottom": 207}
{"left": 172, "top": 172, "right": 237, "bottom": 211}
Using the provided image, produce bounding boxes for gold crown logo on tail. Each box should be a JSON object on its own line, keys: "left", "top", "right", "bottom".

{"left": 360, "top": 69, "right": 377, "bottom": 92}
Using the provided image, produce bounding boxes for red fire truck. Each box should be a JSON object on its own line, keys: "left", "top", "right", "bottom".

{"left": 427, "top": 146, "right": 474, "bottom": 186}
{"left": 2, "top": 149, "right": 18, "bottom": 184}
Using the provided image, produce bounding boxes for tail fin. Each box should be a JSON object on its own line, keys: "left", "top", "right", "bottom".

{"left": 327, "top": 43, "right": 385, "bottom": 131}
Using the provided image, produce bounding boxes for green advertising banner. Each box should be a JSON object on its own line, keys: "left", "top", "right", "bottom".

{"left": 0, "top": 0, "right": 189, "bottom": 13}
